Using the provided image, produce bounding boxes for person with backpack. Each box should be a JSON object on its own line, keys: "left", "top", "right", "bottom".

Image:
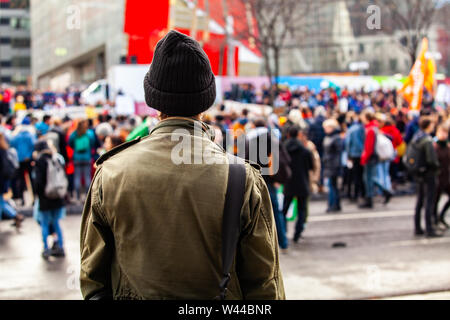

{"left": 33, "top": 140, "right": 68, "bottom": 259}
{"left": 405, "top": 117, "right": 441, "bottom": 237}
{"left": 360, "top": 110, "right": 393, "bottom": 209}
{"left": 0, "top": 131, "right": 23, "bottom": 229}
{"left": 69, "top": 120, "right": 94, "bottom": 201}
{"left": 376, "top": 113, "right": 396, "bottom": 196}
{"left": 282, "top": 126, "right": 313, "bottom": 242}
{"left": 80, "top": 31, "right": 285, "bottom": 300}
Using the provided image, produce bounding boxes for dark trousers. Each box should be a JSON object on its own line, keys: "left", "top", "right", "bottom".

{"left": 327, "top": 175, "right": 340, "bottom": 210}
{"left": 0, "top": 102, "right": 9, "bottom": 116}
{"left": 415, "top": 176, "right": 437, "bottom": 233}
{"left": 282, "top": 193, "right": 308, "bottom": 238}
{"left": 349, "top": 157, "right": 365, "bottom": 199}
{"left": 434, "top": 184, "right": 450, "bottom": 223}
{"left": 12, "top": 160, "right": 33, "bottom": 202}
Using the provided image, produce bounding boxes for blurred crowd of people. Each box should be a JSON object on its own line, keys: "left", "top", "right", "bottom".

{"left": 0, "top": 107, "right": 140, "bottom": 258}
{"left": 0, "top": 85, "right": 82, "bottom": 113}
{"left": 1, "top": 82, "right": 449, "bottom": 255}
{"left": 213, "top": 83, "right": 449, "bottom": 250}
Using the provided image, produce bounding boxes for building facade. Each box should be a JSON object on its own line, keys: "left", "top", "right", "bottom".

{"left": 279, "top": 0, "right": 449, "bottom": 76}
{"left": 31, "top": 0, "right": 126, "bottom": 90}
{"left": 0, "top": 0, "right": 31, "bottom": 85}
{"left": 31, "top": 0, "right": 260, "bottom": 90}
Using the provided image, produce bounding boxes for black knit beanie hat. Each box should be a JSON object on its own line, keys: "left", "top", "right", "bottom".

{"left": 144, "top": 30, "right": 216, "bottom": 117}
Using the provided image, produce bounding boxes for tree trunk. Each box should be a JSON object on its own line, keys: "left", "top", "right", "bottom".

{"left": 273, "top": 47, "right": 280, "bottom": 101}
{"left": 263, "top": 47, "right": 275, "bottom": 105}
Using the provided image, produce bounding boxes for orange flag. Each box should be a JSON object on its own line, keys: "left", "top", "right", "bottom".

{"left": 399, "top": 38, "right": 429, "bottom": 111}
{"left": 424, "top": 55, "right": 436, "bottom": 94}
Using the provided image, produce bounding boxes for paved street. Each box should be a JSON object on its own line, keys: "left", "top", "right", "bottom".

{"left": 0, "top": 195, "right": 449, "bottom": 300}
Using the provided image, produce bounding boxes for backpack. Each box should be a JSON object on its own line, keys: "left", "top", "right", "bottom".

{"left": 74, "top": 134, "right": 90, "bottom": 153}
{"left": 45, "top": 131, "right": 60, "bottom": 153}
{"left": 375, "top": 130, "right": 395, "bottom": 161}
{"left": 44, "top": 154, "right": 68, "bottom": 199}
{"left": 1, "top": 148, "right": 19, "bottom": 180}
{"left": 404, "top": 138, "right": 426, "bottom": 175}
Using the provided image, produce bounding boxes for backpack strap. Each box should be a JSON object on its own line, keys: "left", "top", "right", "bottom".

{"left": 216, "top": 155, "right": 246, "bottom": 300}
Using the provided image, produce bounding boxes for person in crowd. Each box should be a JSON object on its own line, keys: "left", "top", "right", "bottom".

{"left": 0, "top": 132, "right": 24, "bottom": 229}
{"left": 246, "top": 117, "right": 289, "bottom": 251}
{"left": 0, "top": 86, "right": 12, "bottom": 116}
{"left": 48, "top": 117, "right": 69, "bottom": 163}
{"left": 212, "top": 114, "right": 228, "bottom": 150}
{"left": 298, "top": 127, "right": 321, "bottom": 195}
{"left": 360, "top": 110, "right": 392, "bottom": 209}
{"left": 375, "top": 113, "right": 395, "bottom": 196}
{"left": 230, "top": 109, "right": 249, "bottom": 155}
{"left": 345, "top": 112, "right": 365, "bottom": 202}
{"left": 282, "top": 126, "right": 313, "bottom": 242}
{"left": 13, "top": 95, "right": 27, "bottom": 113}
{"left": 380, "top": 114, "right": 404, "bottom": 190}
{"left": 80, "top": 31, "right": 285, "bottom": 300}
{"left": 322, "top": 119, "right": 343, "bottom": 213}
{"left": 404, "top": 112, "right": 420, "bottom": 144}
{"left": 411, "top": 117, "right": 441, "bottom": 237}
{"left": 103, "top": 135, "right": 125, "bottom": 153}
{"left": 33, "top": 140, "right": 67, "bottom": 259}
{"left": 10, "top": 117, "right": 36, "bottom": 206}
{"left": 36, "top": 114, "right": 51, "bottom": 136}
{"left": 433, "top": 124, "right": 450, "bottom": 229}
{"left": 68, "top": 119, "right": 94, "bottom": 201}
{"left": 308, "top": 106, "right": 327, "bottom": 193}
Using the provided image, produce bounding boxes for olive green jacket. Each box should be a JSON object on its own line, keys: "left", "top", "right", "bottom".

{"left": 80, "top": 118, "right": 285, "bottom": 300}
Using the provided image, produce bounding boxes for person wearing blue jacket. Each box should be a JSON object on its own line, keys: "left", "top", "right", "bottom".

{"left": 10, "top": 117, "right": 36, "bottom": 205}
{"left": 68, "top": 119, "right": 95, "bottom": 201}
{"left": 345, "top": 113, "right": 366, "bottom": 202}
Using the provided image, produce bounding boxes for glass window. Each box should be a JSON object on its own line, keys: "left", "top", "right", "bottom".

{"left": 11, "top": 38, "right": 30, "bottom": 48}
{"left": 0, "top": 18, "right": 10, "bottom": 25}
{"left": 0, "top": 37, "right": 11, "bottom": 44}
{"left": 10, "top": 17, "right": 30, "bottom": 30}
{"left": 9, "top": 0, "right": 30, "bottom": 9}
{"left": 0, "top": 61, "right": 12, "bottom": 67}
{"left": 0, "top": 76, "right": 12, "bottom": 83}
{"left": 11, "top": 56, "right": 30, "bottom": 67}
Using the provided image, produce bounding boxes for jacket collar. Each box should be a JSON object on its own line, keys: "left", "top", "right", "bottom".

{"left": 149, "top": 117, "right": 216, "bottom": 142}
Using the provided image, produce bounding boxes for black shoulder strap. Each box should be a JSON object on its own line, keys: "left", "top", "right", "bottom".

{"left": 216, "top": 155, "right": 246, "bottom": 300}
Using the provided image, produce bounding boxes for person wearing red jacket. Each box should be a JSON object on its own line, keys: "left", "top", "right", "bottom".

{"left": 381, "top": 117, "right": 404, "bottom": 163}
{"left": 360, "top": 110, "right": 393, "bottom": 208}
{"left": 381, "top": 116, "right": 404, "bottom": 187}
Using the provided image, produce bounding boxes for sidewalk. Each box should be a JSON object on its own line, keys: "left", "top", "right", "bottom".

{"left": 381, "top": 291, "right": 450, "bottom": 300}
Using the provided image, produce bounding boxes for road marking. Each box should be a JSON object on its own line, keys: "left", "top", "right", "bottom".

{"left": 309, "top": 210, "right": 413, "bottom": 222}
{"left": 388, "top": 237, "right": 450, "bottom": 247}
